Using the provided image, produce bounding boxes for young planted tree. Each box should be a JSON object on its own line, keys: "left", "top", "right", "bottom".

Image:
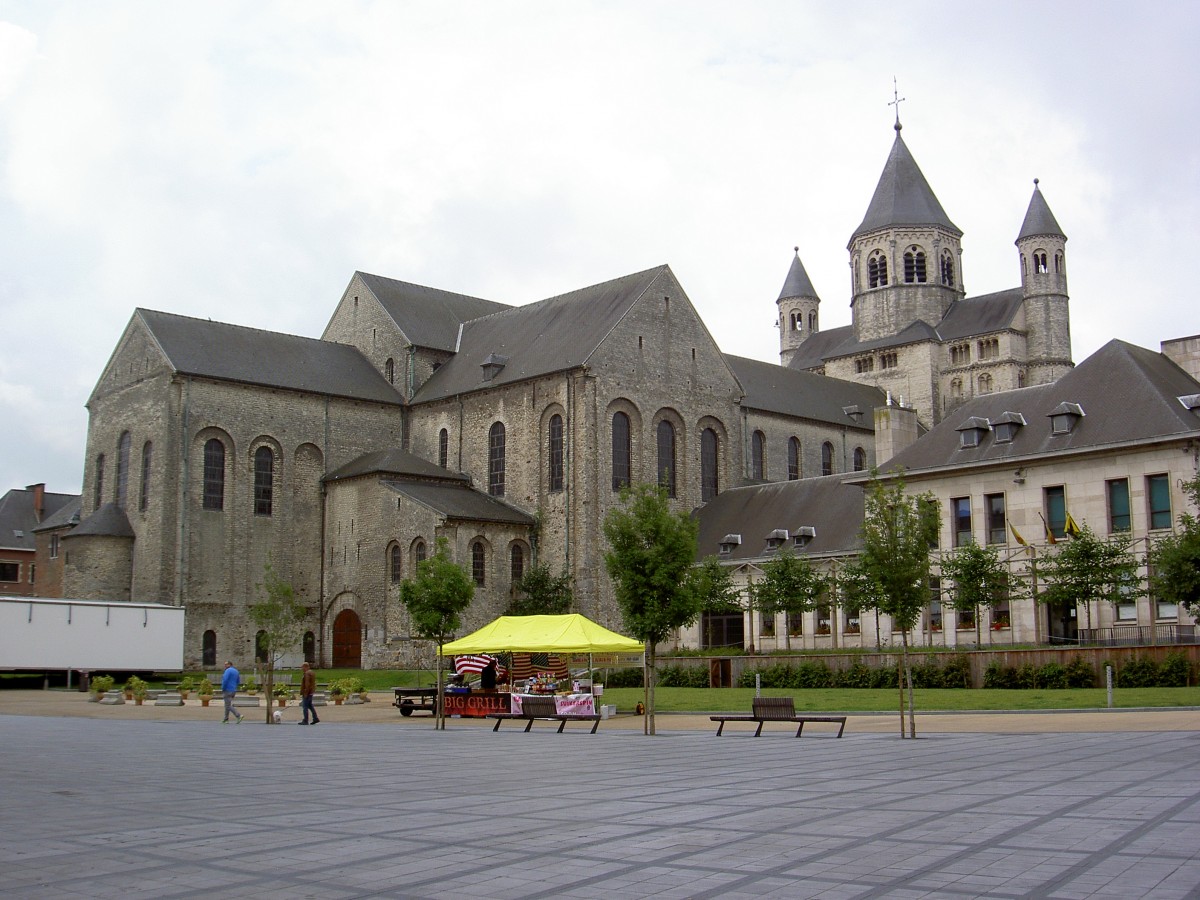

{"left": 249, "top": 563, "right": 307, "bottom": 725}
{"left": 603, "top": 483, "right": 705, "bottom": 735}
{"left": 1038, "top": 522, "right": 1142, "bottom": 633}
{"left": 1149, "top": 474, "right": 1200, "bottom": 619}
{"left": 843, "top": 473, "right": 939, "bottom": 738}
{"left": 508, "top": 563, "right": 573, "bottom": 616}
{"left": 400, "top": 537, "right": 475, "bottom": 730}
{"left": 752, "top": 548, "right": 827, "bottom": 650}
{"left": 938, "top": 541, "right": 1017, "bottom": 646}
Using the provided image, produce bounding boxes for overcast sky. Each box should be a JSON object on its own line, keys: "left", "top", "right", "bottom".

{"left": 2, "top": 2, "right": 1197, "bottom": 496}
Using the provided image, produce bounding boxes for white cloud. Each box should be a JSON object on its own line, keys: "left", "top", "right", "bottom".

{"left": 0, "top": 1, "right": 1197, "bottom": 494}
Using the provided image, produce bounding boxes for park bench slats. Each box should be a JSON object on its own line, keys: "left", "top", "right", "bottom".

{"left": 711, "top": 697, "right": 846, "bottom": 737}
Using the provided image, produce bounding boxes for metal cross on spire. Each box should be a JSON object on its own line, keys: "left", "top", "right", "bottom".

{"left": 889, "top": 76, "right": 905, "bottom": 131}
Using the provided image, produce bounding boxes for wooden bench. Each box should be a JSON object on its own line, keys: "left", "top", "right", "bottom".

{"left": 711, "top": 697, "right": 846, "bottom": 737}
{"left": 487, "top": 695, "right": 601, "bottom": 734}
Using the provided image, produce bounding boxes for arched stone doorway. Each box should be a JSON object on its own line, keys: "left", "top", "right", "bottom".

{"left": 332, "top": 609, "right": 362, "bottom": 668}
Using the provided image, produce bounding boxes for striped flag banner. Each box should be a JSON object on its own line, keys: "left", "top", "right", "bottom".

{"left": 454, "top": 654, "right": 506, "bottom": 678}
{"left": 505, "top": 652, "right": 570, "bottom": 680}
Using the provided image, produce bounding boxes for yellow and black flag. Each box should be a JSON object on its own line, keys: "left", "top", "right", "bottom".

{"left": 1010, "top": 523, "right": 1030, "bottom": 552}
{"left": 1064, "top": 512, "right": 1082, "bottom": 539}
{"left": 1039, "top": 512, "right": 1057, "bottom": 545}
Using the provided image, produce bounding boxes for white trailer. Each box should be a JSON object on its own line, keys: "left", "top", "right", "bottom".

{"left": 0, "top": 596, "right": 185, "bottom": 673}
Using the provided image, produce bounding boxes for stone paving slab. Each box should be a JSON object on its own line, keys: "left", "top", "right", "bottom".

{"left": 0, "top": 708, "right": 1198, "bottom": 898}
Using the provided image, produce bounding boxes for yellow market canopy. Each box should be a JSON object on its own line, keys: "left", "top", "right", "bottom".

{"left": 440, "top": 614, "right": 644, "bottom": 656}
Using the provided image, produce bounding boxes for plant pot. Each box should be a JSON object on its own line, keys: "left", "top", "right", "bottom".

{"left": 180, "top": 691, "right": 190, "bottom": 700}
{"left": 124, "top": 692, "right": 133, "bottom": 701}
{"left": 333, "top": 696, "right": 344, "bottom": 705}
{"left": 201, "top": 697, "right": 210, "bottom": 707}
{"left": 135, "top": 698, "right": 144, "bottom": 706}
{"left": 277, "top": 698, "right": 286, "bottom": 707}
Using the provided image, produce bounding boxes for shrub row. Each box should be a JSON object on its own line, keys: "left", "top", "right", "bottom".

{"left": 608, "top": 652, "right": 1194, "bottom": 690}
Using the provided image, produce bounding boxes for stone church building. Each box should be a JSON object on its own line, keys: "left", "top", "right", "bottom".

{"left": 779, "top": 121, "right": 1072, "bottom": 428}
{"left": 62, "top": 121, "right": 1073, "bottom": 670}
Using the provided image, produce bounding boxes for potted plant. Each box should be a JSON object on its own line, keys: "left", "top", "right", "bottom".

{"left": 177, "top": 676, "right": 195, "bottom": 700}
{"left": 242, "top": 677, "right": 258, "bottom": 695}
{"left": 273, "top": 682, "right": 292, "bottom": 707}
{"left": 130, "top": 678, "right": 149, "bottom": 706}
{"left": 90, "top": 674, "right": 115, "bottom": 702}
{"left": 197, "top": 678, "right": 214, "bottom": 706}
{"left": 345, "top": 676, "right": 368, "bottom": 702}
{"left": 329, "top": 681, "right": 346, "bottom": 705}
{"left": 124, "top": 675, "right": 146, "bottom": 702}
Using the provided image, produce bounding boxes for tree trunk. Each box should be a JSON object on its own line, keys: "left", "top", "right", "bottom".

{"left": 435, "top": 643, "right": 445, "bottom": 730}
{"left": 646, "top": 647, "right": 656, "bottom": 736}
{"left": 901, "top": 629, "right": 917, "bottom": 738}
{"left": 264, "top": 658, "right": 275, "bottom": 725}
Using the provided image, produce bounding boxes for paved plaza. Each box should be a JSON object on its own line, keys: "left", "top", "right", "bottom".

{"left": 2, "top": 699, "right": 1200, "bottom": 899}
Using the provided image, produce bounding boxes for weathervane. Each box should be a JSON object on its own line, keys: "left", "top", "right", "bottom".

{"left": 889, "top": 76, "right": 905, "bottom": 131}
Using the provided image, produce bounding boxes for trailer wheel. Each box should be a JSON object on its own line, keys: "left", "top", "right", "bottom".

{"left": 400, "top": 702, "right": 414, "bottom": 716}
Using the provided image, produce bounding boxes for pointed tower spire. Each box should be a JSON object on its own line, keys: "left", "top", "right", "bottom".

{"left": 850, "top": 131, "right": 961, "bottom": 242}
{"left": 1016, "top": 179, "right": 1071, "bottom": 385}
{"left": 1017, "top": 178, "right": 1066, "bottom": 241}
{"left": 777, "top": 247, "right": 821, "bottom": 367}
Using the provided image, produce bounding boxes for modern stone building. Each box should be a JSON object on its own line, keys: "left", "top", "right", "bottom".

{"left": 780, "top": 121, "right": 1073, "bottom": 427}
{"left": 692, "top": 340, "right": 1200, "bottom": 652}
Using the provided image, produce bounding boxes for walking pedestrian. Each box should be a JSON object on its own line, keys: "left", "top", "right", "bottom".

{"left": 221, "top": 660, "right": 243, "bottom": 724}
{"left": 299, "top": 662, "right": 320, "bottom": 725}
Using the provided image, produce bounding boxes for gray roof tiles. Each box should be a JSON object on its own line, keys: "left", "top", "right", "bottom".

{"left": 694, "top": 476, "right": 865, "bottom": 563}
{"left": 324, "top": 449, "right": 469, "bottom": 484}
{"left": 884, "top": 340, "right": 1200, "bottom": 474}
{"left": 412, "top": 266, "right": 671, "bottom": 403}
{"left": 66, "top": 503, "right": 135, "bottom": 539}
{"left": 0, "top": 489, "right": 79, "bottom": 550}
{"left": 935, "top": 289, "right": 1025, "bottom": 340}
{"left": 1017, "top": 184, "right": 1067, "bottom": 242}
{"left": 851, "top": 130, "right": 961, "bottom": 242}
{"left": 137, "top": 310, "right": 404, "bottom": 406}
{"left": 382, "top": 481, "right": 537, "bottom": 526}
{"left": 778, "top": 250, "right": 819, "bottom": 300}
{"left": 356, "top": 272, "right": 512, "bottom": 352}
{"left": 725, "top": 354, "right": 884, "bottom": 429}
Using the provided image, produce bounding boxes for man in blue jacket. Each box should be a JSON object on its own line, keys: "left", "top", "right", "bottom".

{"left": 221, "top": 660, "right": 244, "bottom": 724}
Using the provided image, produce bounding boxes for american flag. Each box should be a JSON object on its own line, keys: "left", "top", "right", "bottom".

{"left": 505, "top": 652, "right": 569, "bottom": 680}
{"left": 454, "top": 654, "right": 506, "bottom": 677}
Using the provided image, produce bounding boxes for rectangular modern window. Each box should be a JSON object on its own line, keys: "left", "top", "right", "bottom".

{"left": 816, "top": 605, "right": 831, "bottom": 635}
{"left": 1107, "top": 478, "right": 1131, "bottom": 532}
{"left": 760, "top": 611, "right": 775, "bottom": 638}
{"left": 1147, "top": 474, "right": 1171, "bottom": 529}
{"left": 50, "top": 534, "right": 60, "bottom": 559}
{"left": 0, "top": 562, "right": 18, "bottom": 582}
{"left": 1044, "top": 486, "right": 1066, "bottom": 539}
{"left": 985, "top": 493, "right": 1006, "bottom": 544}
{"left": 951, "top": 497, "right": 972, "bottom": 547}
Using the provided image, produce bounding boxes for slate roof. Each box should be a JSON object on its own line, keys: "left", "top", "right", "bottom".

{"left": 411, "top": 266, "right": 675, "bottom": 403}
{"left": 935, "top": 289, "right": 1025, "bottom": 341}
{"left": 1017, "top": 183, "right": 1067, "bottom": 241}
{"left": 325, "top": 449, "right": 468, "bottom": 485}
{"left": 66, "top": 503, "right": 135, "bottom": 539}
{"left": 135, "top": 310, "right": 404, "bottom": 406}
{"left": 787, "top": 290, "right": 1026, "bottom": 370}
{"left": 31, "top": 497, "right": 81, "bottom": 534}
{"left": 694, "top": 476, "right": 865, "bottom": 564}
{"left": 356, "top": 272, "right": 512, "bottom": 353}
{"left": 0, "top": 489, "right": 79, "bottom": 550}
{"left": 724, "top": 355, "right": 883, "bottom": 430}
{"left": 851, "top": 129, "right": 961, "bottom": 243}
{"left": 883, "top": 340, "right": 1200, "bottom": 474}
{"left": 382, "top": 481, "right": 537, "bottom": 526}
{"left": 778, "top": 250, "right": 819, "bottom": 300}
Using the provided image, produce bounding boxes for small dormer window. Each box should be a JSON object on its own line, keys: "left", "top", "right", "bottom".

{"left": 956, "top": 417, "right": 990, "bottom": 449}
{"left": 1048, "top": 402, "right": 1085, "bottom": 435}
{"left": 1179, "top": 393, "right": 1200, "bottom": 412}
{"left": 991, "top": 412, "right": 1027, "bottom": 444}
{"left": 480, "top": 353, "right": 508, "bottom": 382}
{"left": 764, "top": 529, "right": 789, "bottom": 553}
{"left": 718, "top": 534, "right": 741, "bottom": 556}
{"left": 793, "top": 526, "right": 816, "bottom": 550}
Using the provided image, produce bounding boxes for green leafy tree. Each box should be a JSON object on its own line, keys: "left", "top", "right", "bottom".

{"left": 1149, "top": 474, "right": 1200, "bottom": 618}
{"left": 400, "top": 537, "right": 475, "bottom": 730}
{"left": 508, "top": 563, "right": 573, "bottom": 616}
{"left": 938, "top": 541, "right": 1019, "bottom": 646}
{"left": 249, "top": 563, "right": 307, "bottom": 725}
{"left": 1038, "top": 522, "right": 1142, "bottom": 632}
{"left": 693, "top": 555, "right": 740, "bottom": 611}
{"left": 603, "top": 483, "right": 705, "bottom": 735}
{"left": 844, "top": 472, "right": 939, "bottom": 738}
{"left": 752, "top": 548, "right": 827, "bottom": 650}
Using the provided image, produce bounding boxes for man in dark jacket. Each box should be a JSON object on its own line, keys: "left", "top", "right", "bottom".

{"left": 299, "top": 662, "right": 320, "bottom": 725}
